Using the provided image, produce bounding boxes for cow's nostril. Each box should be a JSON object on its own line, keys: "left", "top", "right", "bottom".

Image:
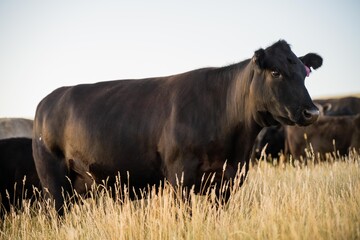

{"left": 302, "top": 109, "right": 320, "bottom": 120}
{"left": 303, "top": 109, "right": 312, "bottom": 119}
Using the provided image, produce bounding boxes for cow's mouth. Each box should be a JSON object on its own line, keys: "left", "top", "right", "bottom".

{"left": 276, "top": 105, "right": 319, "bottom": 127}
{"left": 256, "top": 110, "right": 317, "bottom": 127}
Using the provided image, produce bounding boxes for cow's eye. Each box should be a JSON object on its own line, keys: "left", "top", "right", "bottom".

{"left": 271, "top": 70, "right": 281, "bottom": 78}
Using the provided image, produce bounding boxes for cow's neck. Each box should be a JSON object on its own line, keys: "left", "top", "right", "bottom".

{"left": 221, "top": 60, "right": 263, "bottom": 167}
{"left": 225, "top": 59, "right": 261, "bottom": 132}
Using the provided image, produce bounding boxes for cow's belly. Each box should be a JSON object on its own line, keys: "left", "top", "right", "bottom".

{"left": 67, "top": 145, "right": 165, "bottom": 191}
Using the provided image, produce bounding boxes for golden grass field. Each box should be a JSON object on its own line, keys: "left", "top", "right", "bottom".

{"left": 1, "top": 149, "right": 359, "bottom": 240}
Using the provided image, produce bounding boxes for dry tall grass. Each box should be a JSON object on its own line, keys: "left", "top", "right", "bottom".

{"left": 1, "top": 154, "right": 359, "bottom": 240}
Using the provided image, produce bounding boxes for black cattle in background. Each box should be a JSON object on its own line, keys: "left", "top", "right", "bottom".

{"left": 0, "top": 118, "right": 33, "bottom": 140}
{"left": 0, "top": 138, "right": 41, "bottom": 216}
{"left": 252, "top": 96, "right": 360, "bottom": 163}
{"left": 284, "top": 114, "right": 360, "bottom": 163}
{"left": 251, "top": 125, "right": 285, "bottom": 162}
{"left": 314, "top": 97, "right": 360, "bottom": 116}
{"left": 33, "top": 40, "right": 322, "bottom": 214}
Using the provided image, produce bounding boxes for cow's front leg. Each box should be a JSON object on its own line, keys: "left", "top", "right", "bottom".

{"left": 165, "top": 152, "right": 201, "bottom": 191}
{"left": 32, "top": 138, "right": 72, "bottom": 216}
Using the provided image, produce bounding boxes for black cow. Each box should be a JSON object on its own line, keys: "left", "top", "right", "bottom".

{"left": 33, "top": 40, "right": 322, "bottom": 214}
{"left": 251, "top": 125, "right": 285, "bottom": 162}
{"left": 284, "top": 114, "right": 360, "bottom": 162}
{"left": 0, "top": 118, "right": 33, "bottom": 140}
{"left": 0, "top": 138, "right": 41, "bottom": 216}
{"left": 314, "top": 97, "right": 360, "bottom": 116}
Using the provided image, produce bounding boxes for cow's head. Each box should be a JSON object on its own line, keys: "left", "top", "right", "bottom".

{"left": 250, "top": 40, "right": 322, "bottom": 127}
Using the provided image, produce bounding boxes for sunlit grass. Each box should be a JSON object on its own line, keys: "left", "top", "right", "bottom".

{"left": 1, "top": 153, "right": 359, "bottom": 240}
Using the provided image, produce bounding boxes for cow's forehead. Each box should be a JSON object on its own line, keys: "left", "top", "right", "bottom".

{"left": 265, "top": 41, "right": 298, "bottom": 62}
{"left": 263, "top": 41, "right": 305, "bottom": 75}
{"left": 268, "top": 51, "right": 300, "bottom": 69}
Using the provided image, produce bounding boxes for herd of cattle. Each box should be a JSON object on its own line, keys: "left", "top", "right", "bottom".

{"left": 253, "top": 97, "right": 360, "bottom": 163}
{"left": 1, "top": 40, "right": 359, "bottom": 216}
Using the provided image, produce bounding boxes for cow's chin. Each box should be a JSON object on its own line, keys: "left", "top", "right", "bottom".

{"left": 256, "top": 111, "right": 293, "bottom": 127}
{"left": 259, "top": 114, "right": 316, "bottom": 127}
{"left": 294, "top": 117, "right": 316, "bottom": 127}
{"left": 275, "top": 115, "right": 317, "bottom": 127}
{"left": 274, "top": 116, "right": 296, "bottom": 126}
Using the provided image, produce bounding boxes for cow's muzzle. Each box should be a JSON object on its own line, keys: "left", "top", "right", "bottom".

{"left": 298, "top": 107, "right": 319, "bottom": 126}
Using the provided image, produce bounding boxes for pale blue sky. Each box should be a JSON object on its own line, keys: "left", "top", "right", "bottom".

{"left": 1, "top": 0, "right": 359, "bottom": 118}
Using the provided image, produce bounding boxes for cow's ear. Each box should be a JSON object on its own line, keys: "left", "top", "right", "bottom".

{"left": 252, "top": 48, "right": 266, "bottom": 68}
{"left": 322, "top": 103, "right": 332, "bottom": 113}
{"left": 299, "top": 53, "right": 323, "bottom": 70}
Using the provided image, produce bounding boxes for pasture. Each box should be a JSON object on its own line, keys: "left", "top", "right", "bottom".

{"left": 1, "top": 151, "right": 359, "bottom": 240}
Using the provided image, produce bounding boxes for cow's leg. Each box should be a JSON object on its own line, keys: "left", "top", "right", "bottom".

{"left": 0, "top": 189, "right": 11, "bottom": 218}
{"left": 165, "top": 152, "right": 200, "bottom": 191}
{"left": 165, "top": 152, "right": 236, "bottom": 204}
{"left": 32, "top": 139, "right": 71, "bottom": 215}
